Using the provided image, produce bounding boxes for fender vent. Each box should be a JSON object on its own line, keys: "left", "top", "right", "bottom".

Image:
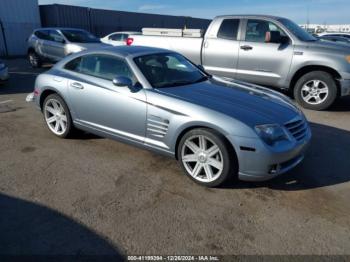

{"left": 147, "top": 116, "right": 169, "bottom": 138}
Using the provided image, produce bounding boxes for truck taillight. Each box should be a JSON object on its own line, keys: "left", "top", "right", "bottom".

{"left": 126, "top": 37, "right": 134, "bottom": 46}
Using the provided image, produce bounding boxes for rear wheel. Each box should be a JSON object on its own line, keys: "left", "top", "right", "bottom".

{"left": 177, "top": 128, "right": 237, "bottom": 187}
{"left": 294, "top": 71, "right": 337, "bottom": 111}
{"left": 28, "top": 50, "right": 42, "bottom": 68}
{"left": 43, "top": 94, "right": 73, "bottom": 138}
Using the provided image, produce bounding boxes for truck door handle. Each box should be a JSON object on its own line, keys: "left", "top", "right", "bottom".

{"left": 70, "top": 82, "right": 84, "bottom": 89}
{"left": 240, "top": 45, "right": 253, "bottom": 51}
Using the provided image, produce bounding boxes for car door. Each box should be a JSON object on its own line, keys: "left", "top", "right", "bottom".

{"left": 65, "top": 54, "right": 147, "bottom": 143}
{"left": 202, "top": 18, "right": 241, "bottom": 78}
{"left": 34, "top": 30, "right": 50, "bottom": 58}
{"left": 46, "top": 30, "right": 66, "bottom": 61}
{"left": 236, "top": 19, "right": 294, "bottom": 88}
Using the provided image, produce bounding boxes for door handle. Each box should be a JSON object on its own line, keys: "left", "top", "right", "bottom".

{"left": 70, "top": 82, "right": 84, "bottom": 89}
{"left": 240, "top": 45, "right": 253, "bottom": 51}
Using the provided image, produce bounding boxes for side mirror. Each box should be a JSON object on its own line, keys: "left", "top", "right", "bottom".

{"left": 112, "top": 76, "right": 133, "bottom": 88}
{"left": 265, "top": 31, "right": 282, "bottom": 44}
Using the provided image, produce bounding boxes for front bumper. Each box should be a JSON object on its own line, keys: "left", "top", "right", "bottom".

{"left": 0, "top": 66, "right": 9, "bottom": 82}
{"left": 227, "top": 128, "right": 311, "bottom": 182}
{"left": 339, "top": 79, "right": 350, "bottom": 97}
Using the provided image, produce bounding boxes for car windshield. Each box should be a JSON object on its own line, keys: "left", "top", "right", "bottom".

{"left": 61, "top": 29, "right": 100, "bottom": 43}
{"left": 134, "top": 53, "right": 208, "bottom": 88}
{"left": 277, "top": 18, "right": 317, "bottom": 42}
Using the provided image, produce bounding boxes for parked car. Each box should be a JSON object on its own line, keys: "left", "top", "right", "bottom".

{"left": 318, "top": 32, "right": 350, "bottom": 39}
{"left": 129, "top": 15, "right": 350, "bottom": 111}
{"left": 319, "top": 35, "right": 350, "bottom": 45}
{"left": 26, "top": 46, "right": 311, "bottom": 187}
{"left": 101, "top": 31, "right": 141, "bottom": 46}
{"left": 0, "top": 60, "right": 9, "bottom": 83}
{"left": 27, "top": 28, "right": 106, "bottom": 68}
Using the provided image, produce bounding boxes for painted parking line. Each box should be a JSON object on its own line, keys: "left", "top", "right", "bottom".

{"left": 0, "top": 100, "right": 13, "bottom": 104}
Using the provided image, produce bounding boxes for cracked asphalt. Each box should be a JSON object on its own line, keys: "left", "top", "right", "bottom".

{"left": 0, "top": 58, "right": 350, "bottom": 256}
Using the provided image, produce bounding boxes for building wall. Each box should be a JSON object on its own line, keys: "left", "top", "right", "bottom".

{"left": 40, "top": 4, "right": 211, "bottom": 38}
{"left": 0, "top": 0, "right": 41, "bottom": 56}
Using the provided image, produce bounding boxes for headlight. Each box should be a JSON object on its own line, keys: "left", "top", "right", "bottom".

{"left": 255, "top": 124, "right": 289, "bottom": 146}
{"left": 65, "top": 44, "right": 85, "bottom": 54}
{"left": 0, "top": 63, "right": 5, "bottom": 70}
{"left": 346, "top": 56, "right": 350, "bottom": 63}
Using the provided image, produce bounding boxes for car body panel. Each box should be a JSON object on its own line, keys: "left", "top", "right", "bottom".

{"left": 30, "top": 46, "right": 311, "bottom": 181}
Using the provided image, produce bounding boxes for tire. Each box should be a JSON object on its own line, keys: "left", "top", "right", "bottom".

{"left": 177, "top": 128, "right": 237, "bottom": 187}
{"left": 43, "top": 94, "right": 74, "bottom": 138}
{"left": 28, "top": 50, "right": 42, "bottom": 68}
{"left": 294, "top": 71, "right": 337, "bottom": 111}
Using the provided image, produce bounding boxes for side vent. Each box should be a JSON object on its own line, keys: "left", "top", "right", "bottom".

{"left": 147, "top": 116, "right": 169, "bottom": 138}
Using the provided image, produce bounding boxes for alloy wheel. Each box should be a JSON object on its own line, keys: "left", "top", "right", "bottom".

{"left": 181, "top": 135, "right": 224, "bottom": 183}
{"left": 301, "top": 80, "right": 329, "bottom": 105}
{"left": 44, "top": 99, "right": 68, "bottom": 136}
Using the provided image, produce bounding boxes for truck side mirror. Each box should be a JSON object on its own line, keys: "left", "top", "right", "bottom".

{"left": 265, "top": 31, "right": 282, "bottom": 44}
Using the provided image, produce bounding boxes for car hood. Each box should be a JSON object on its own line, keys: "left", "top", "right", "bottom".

{"left": 155, "top": 77, "right": 301, "bottom": 127}
{"left": 307, "top": 39, "right": 350, "bottom": 53}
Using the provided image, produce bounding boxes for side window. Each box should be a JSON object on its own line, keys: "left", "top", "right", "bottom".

{"left": 64, "top": 55, "right": 135, "bottom": 82}
{"left": 109, "top": 34, "right": 122, "bottom": 41}
{"left": 217, "top": 19, "right": 240, "bottom": 40}
{"left": 34, "top": 30, "right": 50, "bottom": 40}
{"left": 64, "top": 57, "right": 82, "bottom": 72}
{"left": 245, "top": 20, "right": 287, "bottom": 43}
{"left": 48, "top": 30, "right": 65, "bottom": 43}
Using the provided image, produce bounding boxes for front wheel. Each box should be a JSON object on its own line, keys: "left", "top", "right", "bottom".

{"left": 294, "top": 71, "right": 338, "bottom": 111}
{"left": 43, "top": 94, "right": 73, "bottom": 138}
{"left": 177, "top": 128, "right": 237, "bottom": 187}
{"left": 28, "top": 50, "right": 42, "bottom": 68}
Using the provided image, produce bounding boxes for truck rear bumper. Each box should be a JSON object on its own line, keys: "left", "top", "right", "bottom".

{"left": 339, "top": 79, "right": 350, "bottom": 97}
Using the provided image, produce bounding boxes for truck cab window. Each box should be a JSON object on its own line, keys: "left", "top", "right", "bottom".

{"left": 217, "top": 19, "right": 240, "bottom": 40}
{"left": 245, "top": 20, "right": 287, "bottom": 43}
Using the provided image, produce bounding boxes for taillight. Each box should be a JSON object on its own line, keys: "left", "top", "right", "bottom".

{"left": 126, "top": 37, "right": 134, "bottom": 46}
{"left": 34, "top": 89, "right": 39, "bottom": 96}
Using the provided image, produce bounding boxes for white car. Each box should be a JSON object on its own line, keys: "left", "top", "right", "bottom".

{"left": 100, "top": 31, "right": 141, "bottom": 46}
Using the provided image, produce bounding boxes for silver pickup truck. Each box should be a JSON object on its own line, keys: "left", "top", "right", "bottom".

{"left": 129, "top": 15, "right": 350, "bottom": 110}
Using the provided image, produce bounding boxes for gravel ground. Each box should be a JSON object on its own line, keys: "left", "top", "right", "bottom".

{"left": 0, "top": 58, "right": 350, "bottom": 257}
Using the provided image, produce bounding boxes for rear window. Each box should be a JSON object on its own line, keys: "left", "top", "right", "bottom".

{"left": 217, "top": 19, "right": 240, "bottom": 40}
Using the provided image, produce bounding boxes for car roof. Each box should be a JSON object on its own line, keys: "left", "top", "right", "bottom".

{"left": 69, "top": 45, "right": 173, "bottom": 59}
{"left": 215, "top": 14, "right": 285, "bottom": 20}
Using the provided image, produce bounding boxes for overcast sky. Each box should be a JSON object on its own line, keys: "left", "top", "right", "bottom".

{"left": 38, "top": 0, "right": 350, "bottom": 24}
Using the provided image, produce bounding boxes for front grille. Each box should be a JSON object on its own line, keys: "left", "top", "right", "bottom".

{"left": 284, "top": 118, "right": 308, "bottom": 141}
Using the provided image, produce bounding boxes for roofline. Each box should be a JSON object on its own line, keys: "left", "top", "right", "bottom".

{"left": 214, "top": 14, "right": 285, "bottom": 20}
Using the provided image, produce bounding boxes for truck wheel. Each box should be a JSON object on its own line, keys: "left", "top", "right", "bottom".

{"left": 294, "top": 71, "right": 337, "bottom": 111}
{"left": 28, "top": 51, "right": 42, "bottom": 68}
{"left": 177, "top": 128, "right": 238, "bottom": 187}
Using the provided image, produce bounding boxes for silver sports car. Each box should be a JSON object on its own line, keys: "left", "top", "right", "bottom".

{"left": 27, "top": 46, "right": 311, "bottom": 187}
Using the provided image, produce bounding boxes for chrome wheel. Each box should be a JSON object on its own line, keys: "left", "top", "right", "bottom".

{"left": 44, "top": 99, "right": 68, "bottom": 136}
{"left": 301, "top": 80, "right": 329, "bottom": 105}
{"left": 29, "top": 53, "right": 38, "bottom": 67}
{"left": 181, "top": 135, "right": 224, "bottom": 183}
